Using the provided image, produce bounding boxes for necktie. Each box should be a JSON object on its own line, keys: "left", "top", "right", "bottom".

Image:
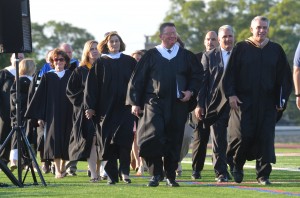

{"left": 167, "top": 49, "right": 172, "bottom": 53}
{"left": 227, "top": 51, "right": 231, "bottom": 55}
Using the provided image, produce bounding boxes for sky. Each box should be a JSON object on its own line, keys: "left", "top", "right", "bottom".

{"left": 29, "top": 0, "right": 171, "bottom": 55}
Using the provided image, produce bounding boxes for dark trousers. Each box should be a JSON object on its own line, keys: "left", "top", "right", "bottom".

{"left": 192, "top": 106, "right": 230, "bottom": 176}
{"left": 104, "top": 144, "right": 131, "bottom": 182}
{"left": 145, "top": 155, "right": 178, "bottom": 180}
{"left": 191, "top": 125, "right": 210, "bottom": 172}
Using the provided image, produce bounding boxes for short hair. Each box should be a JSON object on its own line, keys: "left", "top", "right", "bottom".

{"left": 49, "top": 48, "right": 70, "bottom": 69}
{"left": 19, "top": 58, "right": 36, "bottom": 76}
{"left": 80, "top": 40, "right": 99, "bottom": 66}
{"left": 60, "top": 43, "right": 73, "bottom": 51}
{"left": 159, "top": 22, "right": 176, "bottom": 35}
{"left": 218, "top": 25, "right": 234, "bottom": 36}
{"left": 251, "top": 16, "right": 270, "bottom": 28}
{"left": 98, "top": 32, "right": 126, "bottom": 54}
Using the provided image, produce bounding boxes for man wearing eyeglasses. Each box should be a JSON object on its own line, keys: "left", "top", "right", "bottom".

{"left": 126, "top": 22, "right": 203, "bottom": 187}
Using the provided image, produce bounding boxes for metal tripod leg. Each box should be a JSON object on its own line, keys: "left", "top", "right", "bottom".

{"left": 19, "top": 126, "right": 47, "bottom": 186}
{"left": 0, "top": 159, "right": 22, "bottom": 187}
{"left": 0, "top": 128, "right": 23, "bottom": 187}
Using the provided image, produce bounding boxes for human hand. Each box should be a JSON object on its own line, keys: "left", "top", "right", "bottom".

{"left": 180, "top": 90, "right": 193, "bottom": 102}
{"left": 131, "top": 105, "right": 142, "bottom": 118}
{"left": 194, "top": 107, "right": 204, "bottom": 120}
{"left": 229, "top": 96, "right": 242, "bottom": 110}
{"left": 85, "top": 109, "right": 95, "bottom": 119}
{"left": 38, "top": 119, "right": 45, "bottom": 128}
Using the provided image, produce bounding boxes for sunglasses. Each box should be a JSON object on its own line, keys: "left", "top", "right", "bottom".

{"left": 54, "top": 58, "right": 65, "bottom": 62}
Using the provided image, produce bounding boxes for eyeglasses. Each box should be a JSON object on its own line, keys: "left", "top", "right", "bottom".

{"left": 162, "top": 32, "right": 177, "bottom": 36}
{"left": 54, "top": 58, "right": 65, "bottom": 62}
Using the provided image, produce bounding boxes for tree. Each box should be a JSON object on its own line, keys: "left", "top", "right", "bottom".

{"left": 0, "top": 21, "right": 95, "bottom": 69}
{"left": 31, "top": 21, "right": 95, "bottom": 67}
{"left": 153, "top": 0, "right": 299, "bottom": 61}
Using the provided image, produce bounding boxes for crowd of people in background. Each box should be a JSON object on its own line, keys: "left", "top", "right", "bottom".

{"left": 0, "top": 16, "right": 296, "bottom": 187}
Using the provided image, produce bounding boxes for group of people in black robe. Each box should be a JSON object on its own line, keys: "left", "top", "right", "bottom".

{"left": 0, "top": 16, "right": 294, "bottom": 187}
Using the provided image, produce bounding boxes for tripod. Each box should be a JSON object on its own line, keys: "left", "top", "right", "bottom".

{"left": 0, "top": 53, "right": 46, "bottom": 187}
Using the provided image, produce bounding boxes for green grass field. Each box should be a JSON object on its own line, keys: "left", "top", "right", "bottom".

{"left": 0, "top": 144, "right": 299, "bottom": 198}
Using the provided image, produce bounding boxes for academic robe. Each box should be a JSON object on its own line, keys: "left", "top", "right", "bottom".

{"left": 223, "top": 40, "right": 292, "bottom": 165}
{"left": 84, "top": 54, "right": 136, "bottom": 160}
{"left": 126, "top": 47, "right": 203, "bottom": 161}
{"left": 0, "top": 69, "right": 14, "bottom": 162}
{"left": 66, "top": 65, "right": 101, "bottom": 161}
{"left": 25, "top": 70, "right": 73, "bottom": 160}
{"left": 10, "top": 76, "right": 32, "bottom": 149}
{"left": 26, "top": 71, "right": 42, "bottom": 152}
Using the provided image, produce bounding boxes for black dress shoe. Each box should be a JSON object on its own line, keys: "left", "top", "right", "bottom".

{"left": 166, "top": 179, "right": 179, "bottom": 187}
{"left": 257, "top": 177, "right": 271, "bottom": 185}
{"left": 123, "top": 179, "right": 131, "bottom": 184}
{"left": 147, "top": 175, "right": 161, "bottom": 187}
{"left": 191, "top": 171, "right": 201, "bottom": 180}
{"left": 107, "top": 180, "right": 116, "bottom": 185}
{"left": 232, "top": 168, "right": 244, "bottom": 183}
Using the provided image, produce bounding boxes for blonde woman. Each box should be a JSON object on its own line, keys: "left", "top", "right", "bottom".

{"left": 66, "top": 40, "right": 102, "bottom": 182}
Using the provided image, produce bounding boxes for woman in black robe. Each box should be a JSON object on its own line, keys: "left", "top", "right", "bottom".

{"left": 9, "top": 58, "right": 36, "bottom": 170}
{"left": 66, "top": 40, "right": 102, "bottom": 182}
{"left": 25, "top": 48, "right": 73, "bottom": 179}
{"left": 84, "top": 32, "right": 136, "bottom": 184}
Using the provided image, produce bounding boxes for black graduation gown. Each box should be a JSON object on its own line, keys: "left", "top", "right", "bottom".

{"left": 223, "top": 40, "right": 293, "bottom": 163}
{"left": 0, "top": 69, "right": 15, "bottom": 162}
{"left": 84, "top": 54, "right": 136, "bottom": 160}
{"left": 66, "top": 65, "right": 101, "bottom": 161}
{"left": 25, "top": 70, "right": 73, "bottom": 160}
{"left": 26, "top": 71, "right": 42, "bottom": 152}
{"left": 10, "top": 76, "right": 31, "bottom": 149}
{"left": 126, "top": 47, "right": 203, "bottom": 161}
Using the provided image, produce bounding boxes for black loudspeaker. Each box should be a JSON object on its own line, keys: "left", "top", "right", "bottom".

{"left": 0, "top": 0, "right": 32, "bottom": 53}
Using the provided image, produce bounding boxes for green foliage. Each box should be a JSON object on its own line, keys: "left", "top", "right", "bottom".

{"left": 32, "top": 21, "right": 95, "bottom": 62}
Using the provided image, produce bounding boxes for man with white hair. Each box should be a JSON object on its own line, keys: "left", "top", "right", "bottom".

{"left": 193, "top": 25, "right": 234, "bottom": 183}
{"left": 223, "top": 16, "right": 292, "bottom": 185}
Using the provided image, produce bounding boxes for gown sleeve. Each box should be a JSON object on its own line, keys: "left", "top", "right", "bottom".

{"left": 126, "top": 51, "right": 152, "bottom": 107}
{"left": 24, "top": 74, "right": 47, "bottom": 121}
{"left": 66, "top": 68, "right": 84, "bottom": 107}
{"left": 84, "top": 59, "right": 101, "bottom": 111}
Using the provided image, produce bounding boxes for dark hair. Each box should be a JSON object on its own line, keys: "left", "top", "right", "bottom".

{"left": 159, "top": 22, "right": 176, "bottom": 35}
{"left": 98, "top": 32, "right": 126, "bottom": 54}
{"left": 49, "top": 48, "right": 70, "bottom": 69}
